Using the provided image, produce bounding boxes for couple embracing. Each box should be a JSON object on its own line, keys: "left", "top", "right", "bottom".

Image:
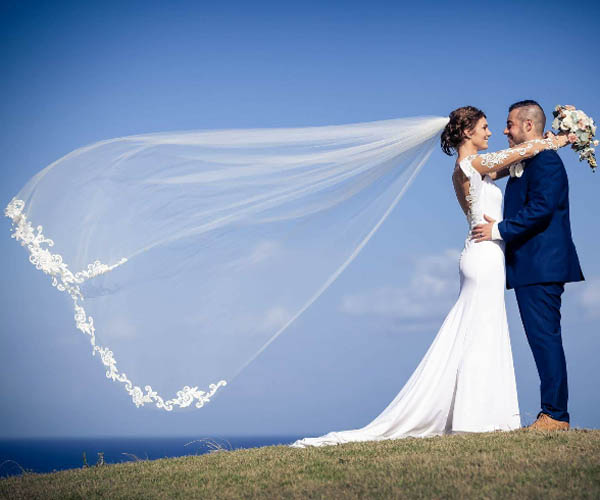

{"left": 291, "top": 100, "right": 584, "bottom": 448}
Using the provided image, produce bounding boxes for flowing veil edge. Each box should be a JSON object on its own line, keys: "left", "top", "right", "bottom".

{"left": 4, "top": 115, "right": 449, "bottom": 411}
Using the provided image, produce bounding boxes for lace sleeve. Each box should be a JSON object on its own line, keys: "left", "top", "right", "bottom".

{"left": 468, "top": 138, "right": 558, "bottom": 176}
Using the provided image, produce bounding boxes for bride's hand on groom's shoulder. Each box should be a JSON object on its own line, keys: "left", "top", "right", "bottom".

{"left": 544, "top": 131, "right": 570, "bottom": 149}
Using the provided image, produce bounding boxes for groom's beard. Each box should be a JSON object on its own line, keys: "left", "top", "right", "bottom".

{"left": 507, "top": 132, "right": 524, "bottom": 147}
{"left": 507, "top": 135, "right": 525, "bottom": 148}
{"left": 509, "top": 133, "right": 544, "bottom": 148}
{"left": 506, "top": 126, "right": 528, "bottom": 148}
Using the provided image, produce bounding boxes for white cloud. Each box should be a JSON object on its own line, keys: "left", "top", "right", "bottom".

{"left": 103, "top": 316, "right": 138, "bottom": 339}
{"left": 339, "top": 249, "right": 461, "bottom": 320}
{"left": 227, "top": 239, "right": 282, "bottom": 271}
{"left": 247, "top": 240, "right": 281, "bottom": 264}
{"left": 577, "top": 277, "right": 600, "bottom": 318}
{"left": 260, "top": 306, "right": 291, "bottom": 332}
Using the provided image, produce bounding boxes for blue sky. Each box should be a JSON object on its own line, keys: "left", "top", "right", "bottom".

{"left": 1, "top": 0, "right": 599, "bottom": 437}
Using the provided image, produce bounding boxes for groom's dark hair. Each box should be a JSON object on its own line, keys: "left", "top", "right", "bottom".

{"left": 509, "top": 100, "right": 546, "bottom": 134}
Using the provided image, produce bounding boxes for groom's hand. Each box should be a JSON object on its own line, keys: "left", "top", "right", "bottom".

{"left": 472, "top": 215, "right": 496, "bottom": 242}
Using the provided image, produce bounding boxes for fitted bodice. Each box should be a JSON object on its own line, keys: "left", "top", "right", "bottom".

{"left": 458, "top": 156, "right": 504, "bottom": 231}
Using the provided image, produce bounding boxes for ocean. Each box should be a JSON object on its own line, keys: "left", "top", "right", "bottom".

{"left": 0, "top": 436, "right": 302, "bottom": 478}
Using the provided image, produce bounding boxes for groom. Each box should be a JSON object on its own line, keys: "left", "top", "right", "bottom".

{"left": 473, "top": 100, "right": 584, "bottom": 430}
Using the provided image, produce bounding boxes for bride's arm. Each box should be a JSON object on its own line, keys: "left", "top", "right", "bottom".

{"left": 488, "top": 166, "right": 511, "bottom": 180}
{"left": 467, "top": 134, "right": 568, "bottom": 176}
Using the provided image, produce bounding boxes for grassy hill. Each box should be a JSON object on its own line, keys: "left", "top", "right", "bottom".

{"left": 1, "top": 430, "right": 599, "bottom": 499}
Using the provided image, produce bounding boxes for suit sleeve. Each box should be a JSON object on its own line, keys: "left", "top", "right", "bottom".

{"left": 498, "top": 152, "right": 565, "bottom": 244}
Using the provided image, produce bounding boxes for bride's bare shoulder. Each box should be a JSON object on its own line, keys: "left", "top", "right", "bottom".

{"left": 452, "top": 163, "right": 467, "bottom": 181}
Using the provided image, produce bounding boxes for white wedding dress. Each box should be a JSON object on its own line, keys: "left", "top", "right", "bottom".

{"left": 291, "top": 155, "right": 521, "bottom": 447}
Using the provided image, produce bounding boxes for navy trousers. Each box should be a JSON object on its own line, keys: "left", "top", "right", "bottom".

{"left": 514, "top": 283, "right": 568, "bottom": 422}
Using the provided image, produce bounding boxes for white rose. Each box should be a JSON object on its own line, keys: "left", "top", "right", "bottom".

{"left": 510, "top": 163, "right": 524, "bottom": 178}
{"left": 562, "top": 115, "right": 575, "bottom": 129}
{"left": 552, "top": 118, "right": 560, "bottom": 129}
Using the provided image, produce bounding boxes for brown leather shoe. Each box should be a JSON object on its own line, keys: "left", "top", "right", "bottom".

{"left": 526, "top": 413, "right": 570, "bottom": 431}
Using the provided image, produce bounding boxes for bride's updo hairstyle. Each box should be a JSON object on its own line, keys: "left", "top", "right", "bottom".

{"left": 441, "top": 106, "right": 486, "bottom": 156}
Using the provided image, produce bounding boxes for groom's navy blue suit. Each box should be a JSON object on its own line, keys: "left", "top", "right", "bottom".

{"left": 499, "top": 149, "right": 584, "bottom": 423}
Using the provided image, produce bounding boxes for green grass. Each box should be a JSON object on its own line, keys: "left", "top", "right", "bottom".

{"left": 1, "top": 430, "right": 599, "bottom": 499}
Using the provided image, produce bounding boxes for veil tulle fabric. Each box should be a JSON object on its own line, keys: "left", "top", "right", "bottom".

{"left": 5, "top": 116, "right": 449, "bottom": 410}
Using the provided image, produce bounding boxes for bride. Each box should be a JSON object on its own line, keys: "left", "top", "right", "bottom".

{"left": 290, "top": 106, "right": 568, "bottom": 447}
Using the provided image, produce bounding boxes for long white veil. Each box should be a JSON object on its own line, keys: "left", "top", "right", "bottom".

{"left": 5, "top": 116, "right": 449, "bottom": 410}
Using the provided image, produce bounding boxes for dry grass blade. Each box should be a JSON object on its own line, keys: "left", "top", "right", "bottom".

{"left": 184, "top": 437, "right": 232, "bottom": 454}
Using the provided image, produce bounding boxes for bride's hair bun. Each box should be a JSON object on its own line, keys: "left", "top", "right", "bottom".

{"left": 440, "top": 106, "right": 486, "bottom": 156}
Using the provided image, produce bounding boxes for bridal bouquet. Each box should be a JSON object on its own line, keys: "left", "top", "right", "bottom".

{"left": 552, "top": 105, "right": 598, "bottom": 171}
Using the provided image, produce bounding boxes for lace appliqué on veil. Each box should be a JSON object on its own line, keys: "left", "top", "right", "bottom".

{"left": 5, "top": 198, "right": 227, "bottom": 411}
